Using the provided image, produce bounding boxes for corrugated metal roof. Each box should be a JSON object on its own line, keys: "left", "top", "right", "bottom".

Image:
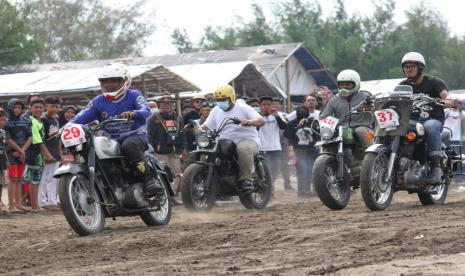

{"left": 0, "top": 64, "right": 199, "bottom": 100}
{"left": 2, "top": 43, "right": 337, "bottom": 90}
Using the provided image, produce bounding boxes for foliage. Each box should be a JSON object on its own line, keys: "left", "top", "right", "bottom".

{"left": 171, "top": 0, "right": 465, "bottom": 89}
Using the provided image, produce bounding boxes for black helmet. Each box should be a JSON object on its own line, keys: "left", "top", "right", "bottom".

{"left": 217, "top": 139, "right": 236, "bottom": 158}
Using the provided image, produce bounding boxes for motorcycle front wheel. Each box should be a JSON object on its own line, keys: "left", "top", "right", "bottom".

{"left": 360, "top": 152, "right": 394, "bottom": 211}
{"left": 140, "top": 180, "right": 172, "bottom": 226}
{"left": 418, "top": 174, "right": 449, "bottom": 205}
{"left": 59, "top": 173, "right": 105, "bottom": 236}
{"left": 181, "top": 163, "right": 216, "bottom": 212}
{"left": 239, "top": 160, "right": 272, "bottom": 209}
{"left": 313, "top": 154, "right": 350, "bottom": 210}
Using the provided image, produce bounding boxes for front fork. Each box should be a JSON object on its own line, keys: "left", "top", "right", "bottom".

{"left": 384, "top": 136, "right": 400, "bottom": 183}
{"left": 337, "top": 125, "right": 345, "bottom": 178}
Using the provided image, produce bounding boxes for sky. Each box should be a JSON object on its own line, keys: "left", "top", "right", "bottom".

{"left": 125, "top": 0, "right": 465, "bottom": 56}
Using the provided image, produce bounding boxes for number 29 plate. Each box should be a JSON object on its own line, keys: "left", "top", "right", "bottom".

{"left": 61, "top": 124, "right": 86, "bottom": 147}
{"left": 374, "top": 109, "right": 399, "bottom": 130}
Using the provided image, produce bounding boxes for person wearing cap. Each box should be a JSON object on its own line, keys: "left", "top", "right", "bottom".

{"left": 246, "top": 97, "right": 261, "bottom": 112}
{"left": 183, "top": 95, "right": 206, "bottom": 152}
{"left": 258, "top": 96, "right": 287, "bottom": 192}
{"left": 147, "top": 93, "right": 186, "bottom": 193}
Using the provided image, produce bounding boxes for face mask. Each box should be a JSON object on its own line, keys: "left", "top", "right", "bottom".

{"left": 216, "top": 101, "right": 230, "bottom": 111}
{"left": 150, "top": 108, "right": 159, "bottom": 114}
{"left": 254, "top": 107, "right": 261, "bottom": 112}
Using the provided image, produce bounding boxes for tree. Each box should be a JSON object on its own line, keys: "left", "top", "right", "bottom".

{"left": 20, "top": 0, "right": 155, "bottom": 62}
{"left": 0, "top": 0, "right": 38, "bottom": 66}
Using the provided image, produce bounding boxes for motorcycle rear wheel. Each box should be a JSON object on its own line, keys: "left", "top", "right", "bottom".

{"left": 140, "top": 180, "right": 172, "bottom": 226}
{"left": 181, "top": 163, "right": 216, "bottom": 212}
{"left": 360, "top": 152, "right": 394, "bottom": 211}
{"left": 59, "top": 173, "right": 105, "bottom": 236}
{"left": 239, "top": 160, "right": 272, "bottom": 209}
{"left": 313, "top": 154, "right": 350, "bottom": 210}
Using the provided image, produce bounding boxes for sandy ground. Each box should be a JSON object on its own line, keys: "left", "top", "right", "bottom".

{"left": 2, "top": 180, "right": 465, "bottom": 275}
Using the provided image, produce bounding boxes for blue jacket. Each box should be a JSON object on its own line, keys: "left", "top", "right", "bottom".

{"left": 71, "top": 89, "right": 150, "bottom": 142}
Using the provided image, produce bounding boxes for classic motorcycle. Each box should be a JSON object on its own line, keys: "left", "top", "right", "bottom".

{"left": 360, "top": 85, "right": 454, "bottom": 211}
{"left": 312, "top": 98, "right": 374, "bottom": 210}
{"left": 181, "top": 117, "right": 273, "bottom": 212}
{"left": 54, "top": 117, "right": 173, "bottom": 236}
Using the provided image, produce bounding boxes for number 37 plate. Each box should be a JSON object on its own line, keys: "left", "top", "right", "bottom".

{"left": 61, "top": 124, "right": 86, "bottom": 147}
{"left": 374, "top": 109, "right": 399, "bottom": 130}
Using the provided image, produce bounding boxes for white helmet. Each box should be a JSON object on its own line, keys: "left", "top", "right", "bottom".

{"left": 401, "top": 52, "right": 425, "bottom": 74}
{"left": 337, "top": 69, "right": 360, "bottom": 97}
{"left": 98, "top": 63, "right": 131, "bottom": 101}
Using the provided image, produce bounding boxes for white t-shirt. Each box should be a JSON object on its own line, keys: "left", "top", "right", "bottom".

{"left": 258, "top": 114, "right": 282, "bottom": 151}
{"left": 203, "top": 104, "right": 261, "bottom": 145}
{"left": 444, "top": 109, "right": 464, "bottom": 141}
{"left": 286, "top": 110, "right": 321, "bottom": 121}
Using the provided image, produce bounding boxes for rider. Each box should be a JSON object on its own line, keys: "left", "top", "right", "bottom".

{"left": 201, "top": 85, "right": 265, "bottom": 192}
{"left": 399, "top": 52, "right": 451, "bottom": 184}
{"left": 70, "top": 63, "right": 162, "bottom": 198}
{"left": 319, "top": 69, "right": 374, "bottom": 151}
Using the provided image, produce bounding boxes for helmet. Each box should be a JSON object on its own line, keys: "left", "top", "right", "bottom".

{"left": 213, "top": 84, "right": 236, "bottom": 103}
{"left": 98, "top": 63, "right": 131, "bottom": 101}
{"left": 401, "top": 52, "right": 425, "bottom": 75}
{"left": 337, "top": 69, "right": 360, "bottom": 97}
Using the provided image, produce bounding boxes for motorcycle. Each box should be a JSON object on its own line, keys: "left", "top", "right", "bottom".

{"left": 312, "top": 98, "right": 374, "bottom": 210}
{"left": 360, "top": 85, "right": 454, "bottom": 211}
{"left": 54, "top": 117, "right": 173, "bottom": 236}
{"left": 181, "top": 117, "right": 273, "bottom": 212}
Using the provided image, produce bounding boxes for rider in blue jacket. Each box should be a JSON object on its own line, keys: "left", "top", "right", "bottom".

{"left": 71, "top": 63, "right": 162, "bottom": 197}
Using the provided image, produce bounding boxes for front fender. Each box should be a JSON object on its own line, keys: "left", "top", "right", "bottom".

{"left": 53, "top": 163, "right": 89, "bottom": 178}
{"left": 365, "top": 144, "right": 386, "bottom": 154}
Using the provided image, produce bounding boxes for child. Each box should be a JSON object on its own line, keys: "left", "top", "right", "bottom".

{"left": 23, "top": 99, "right": 54, "bottom": 212}
{"left": 0, "top": 109, "right": 9, "bottom": 209}
{"left": 39, "top": 96, "right": 62, "bottom": 210}
{"left": 5, "top": 99, "right": 32, "bottom": 213}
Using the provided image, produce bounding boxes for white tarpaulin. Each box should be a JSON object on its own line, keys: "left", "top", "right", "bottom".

{"left": 169, "top": 61, "right": 283, "bottom": 98}
{"left": 360, "top": 78, "right": 405, "bottom": 95}
{"left": 0, "top": 64, "right": 198, "bottom": 98}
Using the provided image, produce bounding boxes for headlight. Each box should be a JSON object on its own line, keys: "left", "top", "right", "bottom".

{"left": 320, "top": 127, "right": 334, "bottom": 140}
{"left": 416, "top": 123, "right": 425, "bottom": 136}
{"left": 197, "top": 134, "right": 210, "bottom": 148}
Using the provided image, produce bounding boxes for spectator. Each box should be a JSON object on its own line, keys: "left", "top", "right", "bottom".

{"left": 23, "top": 99, "right": 55, "bottom": 212}
{"left": 5, "top": 98, "right": 32, "bottom": 213}
{"left": 309, "top": 85, "right": 324, "bottom": 110}
{"left": 183, "top": 95, "right": 205, "bottom": 152}
{"left": 287, "top": 95, "right": 321, "bottom": 121}
{"left": 285, "top": 103, "right": 320, "bottom": 197}
{"left": 320, "top": 86, "right": 334, "bottom": 107}
{"left": 21, "top": 93, "right": 42, "bottom": 119}
{"left": 39, "top": 96, "right": 62, "bottom": 210}
{"left": 272, "top": 98, "right": 294, "bottom": 191}
{"left": 58, "top": 105, "right": 79, "bottom": 128}
{"left": 148, "top": 101, "right": 159, "bottom": 114}
{"left": 444, "top": 99, "right": 465, "bottom": 181}
{"left": 258, "top": 96, "right": 287, "bottom": 192}
{"left": 247, "top": 97, "right": 260, "bottom": 112}
{"left": 0, "top": 109, "right": 8, "bottom": 209}
{"left": 147, "top": 93, "right": 186, "bottom": 194}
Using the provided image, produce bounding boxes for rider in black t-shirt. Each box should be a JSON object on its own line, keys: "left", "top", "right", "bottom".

{"left": 399, "top": 52, "right": 452, "bottom": 184}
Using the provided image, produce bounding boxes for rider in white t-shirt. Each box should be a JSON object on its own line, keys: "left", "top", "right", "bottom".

{"left": 202, "top": 85, "right": 265, "bottom": 192}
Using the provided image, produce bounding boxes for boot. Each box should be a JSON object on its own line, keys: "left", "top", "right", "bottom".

{"left": 422, "top": 156, "right": 443, "bottom": 185}
{"left": 135, "top": 161, "right": 164, "bottom": 198}
{"left": 240, "top": 179, "right": 255, "bottom": 194}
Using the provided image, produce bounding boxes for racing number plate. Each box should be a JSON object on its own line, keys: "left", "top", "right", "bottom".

{"left": 61, "top": 124, "right": 86, "bottom": 147}
{"left": 319, "top": 116, "right": 339, "bottom": 131}
{"left": 374, "top": 109, "right": 399, "bottom": 130}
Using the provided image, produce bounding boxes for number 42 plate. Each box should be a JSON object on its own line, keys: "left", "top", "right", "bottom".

{"left": 61, "top": 124, "right": 86, "bottom": 147}
{"left": 374, "top": 109, "right": 399, "bottom": 130}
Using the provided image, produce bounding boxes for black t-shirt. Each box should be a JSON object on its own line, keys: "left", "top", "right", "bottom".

{"left": 42, "top": 114, "right": 61, "bottom": 161}
{"left": 183, "top": 110, "right": 201, "bottom": 151}
{"left": 399, "top": 75, "right": 448, "bottom": 122}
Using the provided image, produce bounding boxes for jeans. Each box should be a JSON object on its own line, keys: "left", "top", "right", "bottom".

{"left": 262, "top": 150, "right": 282, "bottom": 185}
{"left": 295, "top": 146, "right": 318, "bottom": 195}
{"left": 236, "top": 139, "right": 259, "bottom": 181}
{"left": 423, "top": 119, "right": 443, "bottom": 157}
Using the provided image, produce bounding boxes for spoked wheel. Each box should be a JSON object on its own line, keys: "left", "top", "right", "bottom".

{"left": 418, "top": 173, "right": 449, "bottom": 205}
{"left": 140, "top": 180, "right": 172, "bottom": 226}
{"left": 59, "top": 174, "right": 105, "bottom": 236}
{"left": 181, "top": 163, "right": 216, "bottom": 212}
{"left": 360, "top": 152, "right": 394, "bottom": 211}
{"left": 239, "top": 160, "right": 272, "bottom": 209}
{"left": 313, "top": 154, "right": 350, "bottom": 210}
